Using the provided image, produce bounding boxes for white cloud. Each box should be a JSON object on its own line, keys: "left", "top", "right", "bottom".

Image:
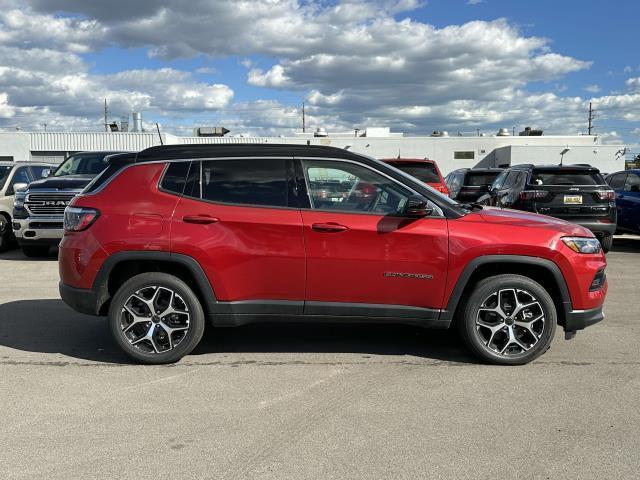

{"left": 466, "top": 0, "right": 483, "bottom": 4}
{"left": 584, "top": 84, "right": 601, "bottom": 93}
{"left": 0, "top": 0, "right": 635, "bottom": 141}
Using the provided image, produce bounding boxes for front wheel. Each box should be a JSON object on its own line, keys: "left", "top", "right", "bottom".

{"left": 108, "top": 272, "right": 206, "bottom": 364}
{"left": 457, "top": 274, "right": 557, "bottom": 365}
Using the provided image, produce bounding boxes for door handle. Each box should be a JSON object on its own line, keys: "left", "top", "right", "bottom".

{"left": 183, "top": 215, "right": 219, "bottom": 225}
{"left": 617, "top": 195, "right": 624, "bottom": 199}
{"left": 312, "top": 222, "right": 349, "bottom": 233}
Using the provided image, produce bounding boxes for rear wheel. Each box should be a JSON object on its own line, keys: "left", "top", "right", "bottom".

{"left": 457, "top": 274, "right": 556, "bottom": 365}
{"left": 0, "top": 214, "right": 15, "bottom": 252}
{"left": 108, "top": 272, "right": 205, "bottom": 364}
{"left": 599, "top": 234, "right": 613, "bottom": 253}
{"left": 21, "top": 245, "right": 50, "bottom": 257}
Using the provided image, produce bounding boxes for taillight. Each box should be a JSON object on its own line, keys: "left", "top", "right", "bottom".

{"left": 596, "top": 190, "right": 615, "bottom": 201}
{"left": 436, "top": 184, "right": 449, "bottom": 196}
{"left": 520, "top": 190, "right": 549, "bottom": 201}
{"left": 64, "top": 207, "right": 100, "bottom": 232}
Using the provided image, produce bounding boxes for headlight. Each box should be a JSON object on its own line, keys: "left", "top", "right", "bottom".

{"left": 562, "top": 236, "right": 602, "bottom": 254}
{"left": 13, "top": 191, "right": 26, "bottom": 208}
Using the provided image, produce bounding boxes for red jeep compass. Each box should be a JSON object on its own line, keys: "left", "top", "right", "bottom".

{"left": 59, "top": 145, "right": 607, "bottom": 365}
{"left": 382, "top": 158, "right": 449, "bottom": 195}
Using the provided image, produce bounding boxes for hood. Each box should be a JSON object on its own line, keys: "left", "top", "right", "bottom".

{"left": 477, "top": 206, "right": 593, "bottom": 236}
{"left": 27, "top": 174, "right": 95, "bottom": 191}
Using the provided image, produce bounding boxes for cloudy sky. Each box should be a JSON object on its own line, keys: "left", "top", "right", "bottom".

{"left": 0, "top": 0, "right": 638, "bottom": 146}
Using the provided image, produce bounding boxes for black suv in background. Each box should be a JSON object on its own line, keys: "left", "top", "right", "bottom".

{"left": 445, "top": 168, "right": 503, "bottom": 202}
{"left": 477, "top": 164, "right": 616, "bottom": 252}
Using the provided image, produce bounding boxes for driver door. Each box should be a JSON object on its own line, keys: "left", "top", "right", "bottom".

{"left": 297, "top": 158, "right": 448, "bottom": 316}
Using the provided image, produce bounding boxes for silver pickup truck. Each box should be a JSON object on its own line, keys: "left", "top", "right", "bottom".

{"left": 13, "top": 151, "right": 126, "bottom": 257}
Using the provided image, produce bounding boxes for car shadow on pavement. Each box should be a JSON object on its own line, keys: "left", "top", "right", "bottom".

{"left": 0, "top": 247, "right": 58, "bottom": 261}
{"left": 612, "top": 236, "right": 640, "bottom": 253}
{"left": 0, "top": 299, "right": 479, "bottom": 365}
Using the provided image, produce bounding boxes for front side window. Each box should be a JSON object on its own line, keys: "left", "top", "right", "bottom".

{"left": 491, "top": 171, "right": 509, "bottom": 190}
{"left": 10, "top": 167, "right": 31, "bottom": 187}
{"left": 30, "top": 165, "right": 51, "bottom": 179}
{"left": 201, "top": 158, "right": 289, "bottom": 207}
{"left": 302, "top": 160, "right": 412, "bottom": 215}
{"left": 0, "top": 165, "right": 12, "bottom": 190}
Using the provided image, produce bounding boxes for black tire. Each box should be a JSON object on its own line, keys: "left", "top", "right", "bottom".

{"left": 600, "top": 234, "right": 613, "bottom": 253}
{"left": 108, "top": 272, "right": 205, "bottom": 364}
{"left": 0, "top": 214, "right": 16, "bottom": 252}
{"left": 21, "top": 245, "right": 50, "bottom": 257}
{"left": 457, "top": 274, "right": 557, "bottom": 365}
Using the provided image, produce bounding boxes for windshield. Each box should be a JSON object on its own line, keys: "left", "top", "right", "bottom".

{"left": 0, "top": 166, "right": 11, "bottom": 190}
{"left": 53, "top": 153, "right": 109, "bottom": 177}
{"left": 466, "top": 172, "right": 500, "bottom": 187}
{"left": 531, "top": 169, "right": 604, "bottom": 186}
{"left": 385, "top": 161, "right": 440, "bottom": 183}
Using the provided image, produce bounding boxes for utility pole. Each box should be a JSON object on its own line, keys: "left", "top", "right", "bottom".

{"left": 104, "top": 98, "right": 108, "bottom": 132}
{"left": 588, "top": 102, "right": 595, "bottom": 135}
{"left": 302, "top": 102, "right": 306, "bottom": 133}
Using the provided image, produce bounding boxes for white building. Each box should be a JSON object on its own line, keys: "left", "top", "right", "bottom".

{"left": 0, "top": 127, "right": 628, "bottom": 175}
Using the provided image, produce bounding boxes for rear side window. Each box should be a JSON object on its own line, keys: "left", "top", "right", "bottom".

{"left": 492, "top": 171, "right": 509, "bottom": 190}
{"left": 465, "top": 172, "right": 500, "bottom": 187}
{"left": 387, "top": 162, "right": 440, "bottom": 183}
{"left": 83, "top": 164, "right": 123, "bottom": 193}
{"left": 625, "top": 173, "right": 640, "bottom": 192}
{"left": 502, "top": 171, "right": 521, "bottom": 189}
{"left": 201, "top": 159, "right": 289, "bottom": 207}
{"left": 531, "top": 170, "right": 604, "bottom": 186}
{"left": 160, "top": 161, "right": 191, "bottom": 195}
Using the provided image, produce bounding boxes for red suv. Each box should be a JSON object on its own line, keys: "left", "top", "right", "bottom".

{"left": 59, "top": 145, "right": 607, "bottom": 365}
{"left": 382, "top": 158, "right": 449, "bottom": 195}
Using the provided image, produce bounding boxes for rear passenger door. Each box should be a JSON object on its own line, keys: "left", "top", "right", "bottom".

{"left": 170, "top": 158, "right": 306, "bottom": 313}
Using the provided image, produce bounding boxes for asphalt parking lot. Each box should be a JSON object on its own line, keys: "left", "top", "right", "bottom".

{"left": 1, "top": 238, "right": 639, "bottom": 480}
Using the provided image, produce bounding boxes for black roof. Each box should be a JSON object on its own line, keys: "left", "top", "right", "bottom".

{"left": 135, "top": 143, "right": 370, "bottom": 163}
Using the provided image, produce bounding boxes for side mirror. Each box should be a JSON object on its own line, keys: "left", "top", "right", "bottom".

{"left": 404, "top": 194, "right": 433, "bottom": 217}
{"left": 41, "top": 168, "right": 51, "bottom": 178}
{"left": 7, "top": 182, "right": 28, "bottom": 196}
{"left": 630, "top": 184, "right": 640, "bottom": 193}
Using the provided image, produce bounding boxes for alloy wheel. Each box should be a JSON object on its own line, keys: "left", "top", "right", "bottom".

{"left": 120, "top": 286, "right": 190, "bottom": 354}
{"left": 475, "top": 288, "right": 545, "bottom": 356}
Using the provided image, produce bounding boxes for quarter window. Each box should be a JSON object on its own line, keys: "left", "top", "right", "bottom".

{"left": 161, "top": 161, "right": 191, "bottom": 195}
{"left": 302, "top": 160, "right": 412, "bottom": 215}
{"left": 201, "top": 159, "right": 289, "bottom": 207}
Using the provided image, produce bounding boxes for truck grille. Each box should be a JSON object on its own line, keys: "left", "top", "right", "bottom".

{"left": 25, "top": 192, "right": 77, "bottom": 216}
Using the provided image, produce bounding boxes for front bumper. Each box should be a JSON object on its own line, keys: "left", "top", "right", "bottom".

{"left": 564, "top": 305, "right": 604, "bottom": 333}
{"left": 13, "top": 217, "right": 64, "bottom": 245}
{"left": 59, "top": 282, "right": 101, "bottom": 316}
